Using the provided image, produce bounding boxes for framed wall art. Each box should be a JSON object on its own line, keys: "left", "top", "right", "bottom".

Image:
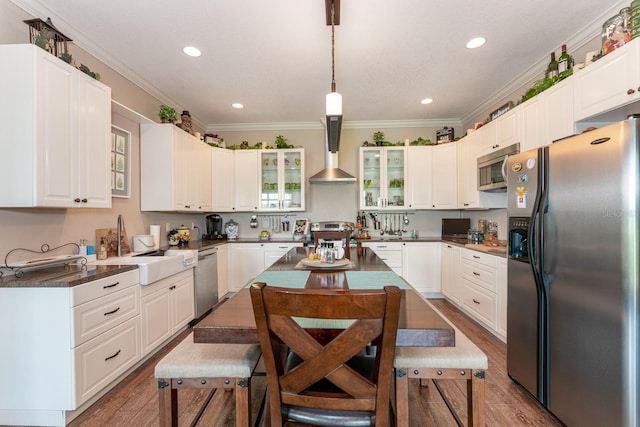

{"left": 111, "top": 126, "right": 131, "bottom": 198}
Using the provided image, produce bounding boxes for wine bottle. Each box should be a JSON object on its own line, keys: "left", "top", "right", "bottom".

{"left": 558, "top": 44, "right": 572, "bottom": 73}
{"left": 545, "top": 52, "right": 558, "bottom": 80}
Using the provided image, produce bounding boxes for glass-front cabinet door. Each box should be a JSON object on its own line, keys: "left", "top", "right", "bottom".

{"left": 359, "top": 147, "right": 406, "bottom": 210}
{"left": 259, "top": 149, "right": 305, "bottom": 211}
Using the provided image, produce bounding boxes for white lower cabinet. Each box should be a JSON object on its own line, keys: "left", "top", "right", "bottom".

{"left": 401, "top": 242, "right": 441, "bottom": 293}
{"left": 440, "top": 242, "right": 462, "bottom": 304}
{"left": 0, "top": 269, "right": 141, "bottom": 426}
{"left": 440, "top": 245, "right": 507, "bottom": 342}
{"left": 361, "top": 242, "right": 403, "bottom": 275}
{"left": 140, "top": 269, "right": 194, "bottom": 356}
{"left": 228, "top": 243, "right": 266, "bottom": 292}
{"left": 264, "top": 242, "right": 302, "bottom": 268}
{"left": 217, "top": 244, "right": 229, "bottom": 298}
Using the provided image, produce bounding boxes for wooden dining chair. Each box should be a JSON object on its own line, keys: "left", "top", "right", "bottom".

{"left": 250, "top": 282, "right": 401, "bottom": 427}
{"left": 313, "top": 229, "right": 351, "bottom": 259}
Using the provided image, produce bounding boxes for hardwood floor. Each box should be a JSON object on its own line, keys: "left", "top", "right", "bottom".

{"left": 68, "top": 299, "right": 564, "bottom": 427}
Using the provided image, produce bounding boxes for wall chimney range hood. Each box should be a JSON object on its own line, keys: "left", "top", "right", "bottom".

{"left": 309, "top": 118, "right": 355, "bottom": 183}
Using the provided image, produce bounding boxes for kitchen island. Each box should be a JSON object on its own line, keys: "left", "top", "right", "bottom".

{"left": 193, "top": 246, "right": 455, "bottom": 347}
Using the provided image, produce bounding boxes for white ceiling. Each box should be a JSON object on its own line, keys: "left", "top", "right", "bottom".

{"left": 13, "top": 0, "right": 626, "bottom": 130}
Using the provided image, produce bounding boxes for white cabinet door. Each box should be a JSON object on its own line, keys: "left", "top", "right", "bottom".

{"left": 228, "top": 243, "right": 265, "bottom": 291}
{"left": 430, "top": 143, "right": 457, "bottom": 209}
{"left": 211, "top": 148, "right": 236, "bottom": 211}
{"left": 196, "top": 141, "right": 212, "bottom": 211}
{"left": 406, "top": 146, "right": 432, "bottom": 209}
{"left": 497, "top": 258, "right": 508, "bottom": 340}
{"left": 259, "top": 149, "right": 305, "bottom": 211}
{"left": 496, "top": 108, "right": 519, "bottom": 147}
{"left": 263, "top": 242, "right": 301, "bottom": 268}
{"left": 440, "top": 242, "right": 462, "bottom": 304}
{"left": 518, "top": 96, "right": 543, "bottom": 152}
{"left": 456, "top": 134, "right": 478, "bottom": 208}
{"left": 573, "top": 39, "right": 640, "bottom": 121}
{"left": 360, "top": 147, "right": 407, "bottom": 210}
{"left": 234, "top": 150, "right": 259, "bottom": 211}
{"left": 541, "top": 78, "right": 575, "bottom": 143}
{"left": 217, "top": 244, "right": 229, "bottom": 297}
{"left": 171, "top": 274, "right": 195, "bottom": 331}
{"left": 402, "top": 242, "right": 441, "bottom": 293}
{"left": 0, "top": 44, "right": 111, "bottom": 208}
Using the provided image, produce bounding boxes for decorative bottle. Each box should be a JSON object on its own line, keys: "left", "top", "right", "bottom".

{"left": 557, "top": 45, "right": 572, "bottom": 73}
{"left": 545, "top": 52, "right": 558, "bottom": 80}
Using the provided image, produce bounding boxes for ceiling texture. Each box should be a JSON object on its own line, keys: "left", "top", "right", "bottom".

{"left": 12, "top": 0, "right": 627, "bottom": 130}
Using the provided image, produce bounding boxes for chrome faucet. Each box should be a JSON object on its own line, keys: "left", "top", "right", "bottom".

{"left": 117, "top": 214, "right": 125, "bottom": 256}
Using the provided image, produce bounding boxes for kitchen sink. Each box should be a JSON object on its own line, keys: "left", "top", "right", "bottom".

{"left": 90, "top": 250, "right": 197, "bottom": 285}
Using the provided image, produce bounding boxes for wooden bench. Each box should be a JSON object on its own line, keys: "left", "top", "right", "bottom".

{"left": 394, "top": 301, "right": 488, "bottom": 427}
{"left": 154, "top": 332, "right": 261, "bottom": 427}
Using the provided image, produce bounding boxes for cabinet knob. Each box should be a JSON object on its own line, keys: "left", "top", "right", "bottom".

{"left": 627, "top": 88, "right": 636, "bottom": 95}
{"left": 472, "top": 299, "right": 480, "bottom": 305}
{"left": 81, "top": 198, "right": 88, "bottom": 203}
{"left": 74, "top": 198, "right": 81, "bottom": 203}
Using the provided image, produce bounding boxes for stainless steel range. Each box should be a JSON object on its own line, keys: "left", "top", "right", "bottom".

{"left": 310, "top": 221, "right": 354, "bottom": 232}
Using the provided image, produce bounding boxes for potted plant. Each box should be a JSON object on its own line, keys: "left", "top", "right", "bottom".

{"left": 158, "top": 105, "right": 177, "bottom": 123}
{"left": 373, "top": 131, "right": 385, "bottom": 146}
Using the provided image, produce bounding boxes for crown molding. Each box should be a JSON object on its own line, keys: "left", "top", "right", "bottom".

{"left": 207, "top": 118, "right": 462, "bottom": 132}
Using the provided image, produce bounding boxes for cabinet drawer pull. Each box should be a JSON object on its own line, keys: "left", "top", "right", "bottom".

{"left": 473, "top": 255, "right": 480, "bottom": 259}
{"left": 103, "top": 307, "right": 121, "bottom": 316}
{"left": 378, "top": 245, "right": 387, "bottom": 248}
{"left": 104, "top": 349, "right": 121, "bottom": 361}
{"left": 628, "top": 88, "right": 635, "bottom": 95}
{"left": 472, "top": 299, "right": 480, "bottom": 305}
{"left": 169, "top": 285, "right": 176, "bottom": 290}
{"left": 103, "top": 282, "right": 120, "bottom": 289}
{"left": 473, "top": 271, "right": 481, "bottom": 276}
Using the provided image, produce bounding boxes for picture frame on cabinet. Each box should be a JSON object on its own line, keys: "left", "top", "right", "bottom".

{"left": 111, "top": 125, "right": 131, "bottom": 198}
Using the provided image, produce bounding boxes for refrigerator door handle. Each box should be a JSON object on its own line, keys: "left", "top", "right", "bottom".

{"left": 501, "top": 154, "right": 509, "bottom": 181}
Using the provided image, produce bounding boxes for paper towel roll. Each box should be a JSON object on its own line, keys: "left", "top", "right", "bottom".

{"left": 150, "top": 225, "right": 161, "bottom": 250}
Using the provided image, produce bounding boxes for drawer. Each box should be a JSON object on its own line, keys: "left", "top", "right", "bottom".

{"left": 374, "top": 250, "right": 402, "bottom": 269}
{"left": 462, "top": 249, "right": 497, "bottom": 268}
{"left": 462, "top": 280, "right": 496, "bottom": 327}
{"left": 72, "top": 269, "right": 139, "bottom": 307}
{"left": 362, "top": 242, "right": 403, "bottom": 251}
{"left": 462, "top": 259, "right": 497, "bottom": 293}
{"left": 73, "top": 316, "right": 141, "bottom": 406}
{"left": 72, "top": 285, "right": 140, "bottom": 347}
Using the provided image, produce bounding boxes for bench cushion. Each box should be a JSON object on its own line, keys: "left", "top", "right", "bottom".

{"left": 155, "top": 332, "right": 261, "bottom": 379}
{"left": 394, "top": 299, "right": 488, "bottom": 370}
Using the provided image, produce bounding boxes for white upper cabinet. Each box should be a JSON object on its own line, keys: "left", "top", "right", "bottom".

{"left": 0, "top": 44, "right": 111, "bottom": 208}
{"left": 234, "top": 150, "right": 260, "bottom": 212}
{"left": 573, "top": 38, "right": 640, "bottom": 122}
{"left": 406, "top": 146, "right": 433, "bottom": 209}
{"left": 211, "top": 147, "right": 236, "bottom": 212}
{"left": 360, "top": 147, "right": 407, "bottom": 210}
{"left": 430, "top": 143, "right": 457, "bottom": 209}
{"left": 259, "top": 149, "right": 305, "bottom": 211}
{"left": 140, "top": 124, "right": 212, "bottom": 212}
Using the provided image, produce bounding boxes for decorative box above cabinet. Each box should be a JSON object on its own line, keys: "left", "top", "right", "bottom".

{"left": 140, "top": 124, "right": 212, "bottom": 212}
{"left": 0, "top": 44, "right": 112, "bottom": 208}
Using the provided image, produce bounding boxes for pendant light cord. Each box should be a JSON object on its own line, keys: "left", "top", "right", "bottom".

{"left": 330, "top": 0, "right": 336, "bottom": 92}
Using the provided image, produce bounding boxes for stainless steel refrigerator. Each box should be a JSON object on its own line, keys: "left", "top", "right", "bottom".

{"left": 506, "top": 117, "right": 639, "bottom": 427}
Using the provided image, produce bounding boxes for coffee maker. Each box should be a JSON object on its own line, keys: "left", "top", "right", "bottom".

{"left": 203, "top": 214, "right": 226, "bottom": 240}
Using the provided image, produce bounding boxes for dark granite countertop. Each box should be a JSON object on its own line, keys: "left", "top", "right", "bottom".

{"left": 0, "top": 264, "right": 139, "bottom": 288}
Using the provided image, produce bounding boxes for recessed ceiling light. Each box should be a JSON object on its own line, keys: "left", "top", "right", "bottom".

{"left": 232, "top": 103, "right": 244, "bottom": 109}
{"left": 466, "top": 37, "right": 486, "bottom": 49}
{"left": 420, "top": 98, "right": 433, "bottom": 105}
{"left": 182, "top": 46, "right": 201, "bottom": 57}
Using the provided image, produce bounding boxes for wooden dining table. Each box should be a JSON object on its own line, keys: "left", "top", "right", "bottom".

{"left": 193, "top": 246, "right": 455, "bottom": 347}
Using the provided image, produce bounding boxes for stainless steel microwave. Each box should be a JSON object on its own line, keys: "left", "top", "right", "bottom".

{"left": 477, "top": 143, "right": 520, "bottom": 191}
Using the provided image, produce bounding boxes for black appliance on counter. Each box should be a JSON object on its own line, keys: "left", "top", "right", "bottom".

{"left": 203, "top": 214, "right": 226, "bottom": 240}
{"left": 441, "top": 218, "right": 470, "bottom": 241}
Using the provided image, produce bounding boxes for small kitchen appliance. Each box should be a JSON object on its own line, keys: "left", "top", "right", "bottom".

{"left": 204, "top": 214, "right": 226, "bottom": 240}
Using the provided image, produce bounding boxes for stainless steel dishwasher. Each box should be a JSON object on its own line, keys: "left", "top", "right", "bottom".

{"left": 193, "top": 247, "right": 218, "bottom": 321}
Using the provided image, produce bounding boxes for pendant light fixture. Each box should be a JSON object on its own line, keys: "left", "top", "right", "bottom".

{"left": 325, "top": 0, "right": 342, "bottom": 153}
